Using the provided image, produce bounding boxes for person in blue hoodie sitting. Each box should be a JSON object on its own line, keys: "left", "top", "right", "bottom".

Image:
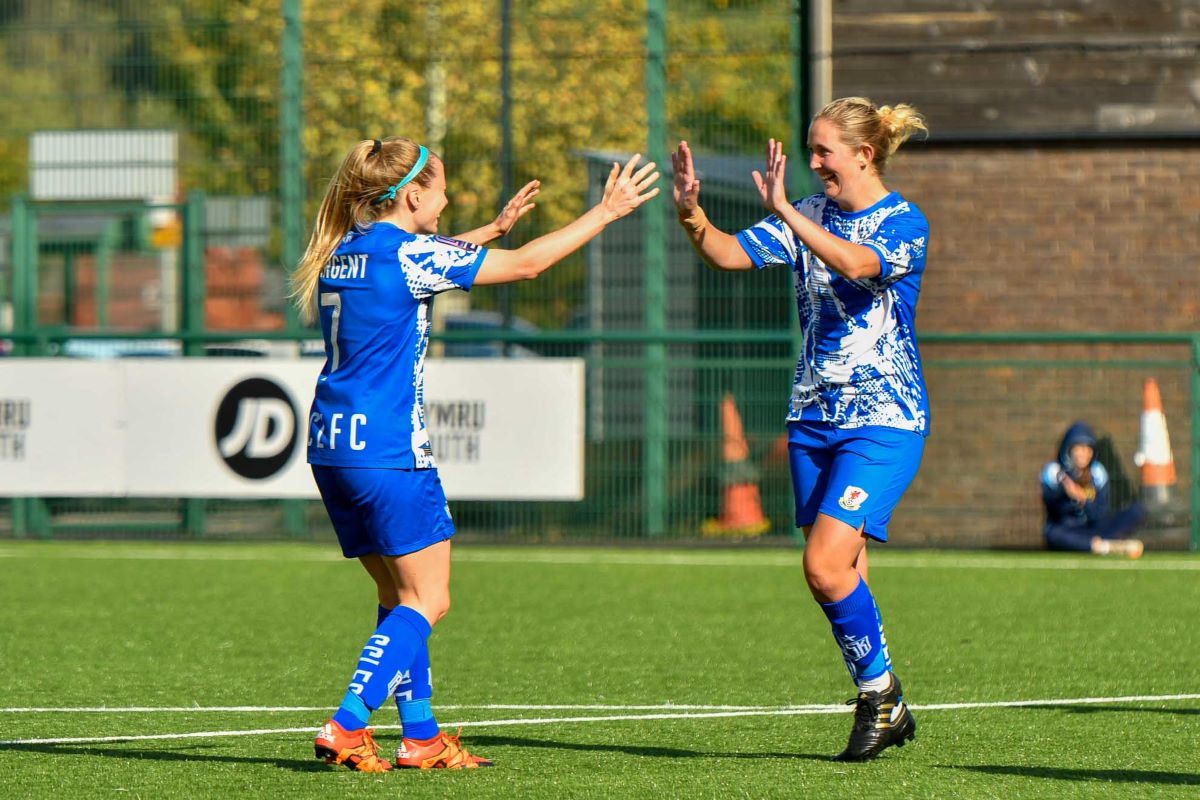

{"left": 1041, "top": 421, "right": 1146, "bottom": 558}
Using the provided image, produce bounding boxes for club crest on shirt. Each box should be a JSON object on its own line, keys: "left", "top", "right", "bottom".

{"left": 433, "top": 235, "right": 479, "bottom": 252}
{"left": 838, "top": 485, "right": 869, "bottom": 511}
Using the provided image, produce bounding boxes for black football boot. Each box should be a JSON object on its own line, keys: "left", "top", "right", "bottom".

{"left": 832, "top": 672, "right": 916, "bottom": 762}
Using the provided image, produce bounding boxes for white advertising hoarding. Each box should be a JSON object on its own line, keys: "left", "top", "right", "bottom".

{"left": 0, "top": 362, "right": 126, "bottom": 494}
{"left": 0, "top": 359, "right": 584, "bottom": 500}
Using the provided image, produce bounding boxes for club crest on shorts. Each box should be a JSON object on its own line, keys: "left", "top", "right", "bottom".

{"left": 838, "top": 485, "right": 869, "bottom": 511}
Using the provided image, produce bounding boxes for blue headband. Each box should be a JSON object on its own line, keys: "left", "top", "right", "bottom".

{"left": 373, "top": 145, "right": 429, "bottom": 204}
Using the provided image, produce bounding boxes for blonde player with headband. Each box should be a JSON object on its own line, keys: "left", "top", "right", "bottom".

{"left": 673, "top": 97, "right": 929, "bottom": 761}
{"left": 296, "top": 137, "right": 659, "bottom": 771}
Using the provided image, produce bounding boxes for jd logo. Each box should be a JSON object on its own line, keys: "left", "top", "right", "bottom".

{"left": 214, "top": 378, "right": 299, "bottom": 479}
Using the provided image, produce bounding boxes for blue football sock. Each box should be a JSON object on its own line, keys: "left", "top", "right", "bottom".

{"left": 332, "top": 690, "right": 370, "bottom": 731}
{"left": 819, "top": 577, "right": 892, "bottom": 686}
{"left": 397, "top": 642, "right": 439, "bottom": 740}
{"left": 331, "top": 605, "right": 431, "bottom": 731}
{"left": 870, "top": 588, "right": 894, "bottom": 676}
{"left": 378, "top": 605, "right": 440, "bottom": 740}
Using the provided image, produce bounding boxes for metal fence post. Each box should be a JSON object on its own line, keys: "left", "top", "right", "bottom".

{"left": 1191, "top": 334, "right": 1199, "bottom": 551}
{"left": 789, "top": 1, "right": 806, "bottom": 199}
{"left": 280, "top": 0, "right": 306, "bottom": 537}
{"left": 180, "top": 191, "right": 207, "bottom": 357}
{"left": 9, "top": 195, "right": 34, "bottom": 536}
{"left": 498, "top": 0, "right": 515, "bottom": 354}
{"left": 95, "top": 220, "right": 119, "bottom": 329}
{"left": 280, "top": 0, "right": 304, "bottom": 333}
{"left": 181, "top": 190, "right": 207, "bottom": 536}
{"left": 788, "top": 2, "right": 808, "bottom": 545}
{"left": 10, "top": 195, "right": 32, "bottom": 358}
{"left": 643, "top": 0, "right": 668, "bottom": 537}
{"left": 789, "top": 2, "right": 819, "bottom": 202}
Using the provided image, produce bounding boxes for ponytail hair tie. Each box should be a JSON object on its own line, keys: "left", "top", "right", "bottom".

{"left": 368, "top": 139, "right": 383, "bottom": 157}
{"left": 373, "top": 145, "right": 429, "bottom": 205}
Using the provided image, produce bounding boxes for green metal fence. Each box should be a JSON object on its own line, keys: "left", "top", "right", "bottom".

{"left": 0, "top": 3, "right": 1196, "bottom": 549}
{"left": 3, "top": 323, "right": 1198, "bottom": 550}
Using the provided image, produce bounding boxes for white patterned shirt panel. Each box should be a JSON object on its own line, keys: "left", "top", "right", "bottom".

{"left": 736, "top": 192, "right": 930, "bottom": 435}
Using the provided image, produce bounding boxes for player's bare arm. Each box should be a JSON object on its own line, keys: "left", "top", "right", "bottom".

{"left": 474, "top": 154, "right": 659, "bottom": 286}
{"left": 753, "top": 138, "right": 881, "bottom": 281}
{"left": 672, "top": 140, "right": 754, "bottom": 272}
{"left": 453, "top": 179, "right": 541, "bottom": 246}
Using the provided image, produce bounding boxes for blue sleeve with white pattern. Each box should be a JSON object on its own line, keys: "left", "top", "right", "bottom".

{"left": 396, "top": 235, "right": 487, "bottom": 299}
{"left": 860, "top": 207, "right": 928, "bottom": 285}
{"left": 736, "top": 211, "right": 800, "bottom": 270}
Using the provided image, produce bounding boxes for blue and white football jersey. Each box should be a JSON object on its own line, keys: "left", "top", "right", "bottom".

{"left": 736, "top": 192, "right": 930, "bottom": 435}
{"left": 307, "top": 223, "right": 486, "bottom": 468}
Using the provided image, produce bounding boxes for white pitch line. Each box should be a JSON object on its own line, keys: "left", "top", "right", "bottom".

{"left": 2, "top": 693, "right": 1196, "bottom": 746}
{"left": 0, "top": 703, "right": 794, "bottom": 714}
{"left": 914, "top": 693, "right": 1200, "bottom": 711}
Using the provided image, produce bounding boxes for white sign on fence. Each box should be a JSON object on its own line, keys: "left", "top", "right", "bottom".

{"left": 30, "top": 130, "right": 178, "bottom": 201}
{"left": 0, "top": 358, "right": 584, "bottom": 500}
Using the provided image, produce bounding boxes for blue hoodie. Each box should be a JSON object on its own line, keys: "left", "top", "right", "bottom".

{"left": 1040, "top": 421, "right": 1111, "bottom": 528}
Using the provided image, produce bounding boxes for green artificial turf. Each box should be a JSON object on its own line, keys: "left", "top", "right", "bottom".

{"left": 1, "top": 541, "right": 1197, "bottom": 799}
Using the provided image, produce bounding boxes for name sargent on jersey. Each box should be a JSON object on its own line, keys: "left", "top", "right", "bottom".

{"left": 321, "top": 254, "right": 369, "bottom": 280}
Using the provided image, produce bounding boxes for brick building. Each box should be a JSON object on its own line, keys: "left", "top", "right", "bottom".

{"left": 828, "top": 1, "right": 1198, "bottom": 545}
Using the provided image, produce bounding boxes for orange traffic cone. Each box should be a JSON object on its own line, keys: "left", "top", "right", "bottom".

{"left": 702, "top": 393, "right": 770, "bottom": 538}
{"left": 1133, "top": 378, "right": 1176, "bottom": 506}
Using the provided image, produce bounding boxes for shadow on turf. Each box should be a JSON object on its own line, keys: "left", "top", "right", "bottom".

{"left": 0, "top": 742, "right": 327, "bottom": 772}
{"left": 949, "top": 765, "right": 1200, "bottom": 786}
{"left": 464, "top": 733, "right": 835, "bottom": 762}
{"left": 1022, "top": 704, "right": 1200, "bottom": 716}
{"left": 6, "top": 736, "right": 879, "bottom": 768}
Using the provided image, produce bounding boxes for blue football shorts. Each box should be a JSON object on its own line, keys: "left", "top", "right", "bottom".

{"left": 787, "top": 420, "right": 926, "bottom": 542}
{"left": 311, "top": 465, "right": 455, "bottom": 558}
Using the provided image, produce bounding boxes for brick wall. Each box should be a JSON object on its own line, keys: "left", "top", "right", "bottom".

{"left": 205, "top": 247, "right": 284, "bottom": 330}
{"left": 39, "top": 247, "right": 282, "bottom": 332}
{"left": 886, "top": 141, "right": 1200, "bottom": 332}
{"left": 877, "top": 140, "right": 1198, "bottom": 547}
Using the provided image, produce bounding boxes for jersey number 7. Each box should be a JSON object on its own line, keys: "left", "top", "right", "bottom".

{"left": 320, "top": 291, "right": 342, "bottom": 372}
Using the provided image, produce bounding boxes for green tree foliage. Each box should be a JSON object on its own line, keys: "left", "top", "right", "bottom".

{"left": 0, "top": 0, "right": 794, "bottom": 325}
{"left": 669, "top": 7, "right": 793, "bottom": 152}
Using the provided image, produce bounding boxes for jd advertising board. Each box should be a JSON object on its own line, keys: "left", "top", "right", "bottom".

{"left": 0, "top": 359, "right": 584, "bottom": 500}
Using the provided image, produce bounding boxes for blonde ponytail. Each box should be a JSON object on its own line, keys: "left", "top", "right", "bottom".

{"left": 877, "top": 103, "right": 928, "bottom": 160}
{"left": 290, "top": 137, "right": 434, "bottom": 323}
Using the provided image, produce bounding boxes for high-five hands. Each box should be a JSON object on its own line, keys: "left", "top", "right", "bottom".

{"left": 493, "top": 179, "right": 541, "bottom": 237}
{"left": 671, "top": 141, "right": 701, "bottom": 216}
{"left": 600, "top": 154, "right": 661, "bottom": 221}
{"left": 752, "top": 138, "right": 790, "bottom": 215}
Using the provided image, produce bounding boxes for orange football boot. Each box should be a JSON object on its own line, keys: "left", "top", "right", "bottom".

{"left": 314, "top": 719, "right": 393, "bottom": 773}
{"left": 394, "top": 729, "right": 494, "bottom": 769}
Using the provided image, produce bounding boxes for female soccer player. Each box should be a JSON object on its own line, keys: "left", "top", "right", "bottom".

{"left": 294, "top": 137, "right": 659, "bottom": 771}
{"left": 672, "top": 97, "right": 929, "bottom": 761}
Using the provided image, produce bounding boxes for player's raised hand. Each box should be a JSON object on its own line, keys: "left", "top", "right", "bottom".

{"left": 671, "top": 140, "right": 701, "bottom": 216}
{"left": 600, "top": 154, "right": 661, "bottom": 221}
{"left": 751, "top": 138, "right": 790, "bottom": 215}
{"left": 493, "top": 179, "right": 540, "bottom": 236}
